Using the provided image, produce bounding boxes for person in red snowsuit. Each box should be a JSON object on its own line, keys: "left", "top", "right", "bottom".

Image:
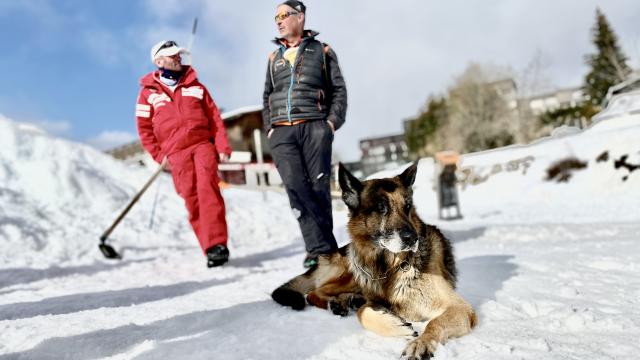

{"left": 135, "top": 40, "right": 232, "bottom": 267}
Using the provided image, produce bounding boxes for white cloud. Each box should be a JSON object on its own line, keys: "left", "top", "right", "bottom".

{"left": 30, "top": 119, "right": 72, "bottom": 136}
{"left": 0, "top": 112, "right": 72, "bottom": 137}
{"left": 142, "top": 0, "right": 198, "bottom": 21}
{"left": 86, "top": 131, "right": 137, "bottom": 151}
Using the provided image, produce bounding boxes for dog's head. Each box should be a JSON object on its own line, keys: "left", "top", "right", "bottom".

{"left": 339, "top": 162, "right": 419, "bottom": 254}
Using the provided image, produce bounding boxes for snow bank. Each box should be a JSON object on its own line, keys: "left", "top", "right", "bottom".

{"left": 0, "top": 115, "right": 299, "bottom": 268}
{"left": 370, "top": 115, "right": 640, "bottom": 224}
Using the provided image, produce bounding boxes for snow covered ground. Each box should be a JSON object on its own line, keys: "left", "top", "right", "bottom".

{"left": 0, "top": 113, "right": 639, "bottom": 359}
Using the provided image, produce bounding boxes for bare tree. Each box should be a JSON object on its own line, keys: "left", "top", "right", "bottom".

{"left": 444, "top": 63, "right": 517, "bottom": 153}
{"left": 517, "top": 49, "right": 553, "bottom": 98}
{"left": 516, "top": 50, "right": 555, "bottom": 142}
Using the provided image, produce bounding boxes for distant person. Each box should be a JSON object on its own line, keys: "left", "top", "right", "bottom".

{"left": 262, "top": 0, "right": 347, "bottom": 268}
{"left": 439, "top": 164, "right": 462, "bottom": 220}
{"left": 135, "top": 40, "right": 232, "bottom": 267}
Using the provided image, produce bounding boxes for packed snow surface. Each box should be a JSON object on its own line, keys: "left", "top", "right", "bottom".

{"left": 0, "top": 113, "right": 639, "bottom": 359}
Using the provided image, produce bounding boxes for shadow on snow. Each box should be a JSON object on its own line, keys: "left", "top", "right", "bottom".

{"left": 0, "top": 276, "right": 238, "bottom": 321}
{"left": 441, "top": 226, "right": 487, "bottom": 244}
{"left": 0, "top": 300, "right": 362, "bottom": 360}
{"left": 0, "top": 258, "right": 155, "bottom": 289}
{"left": 457, "top": 255, "right": 518, "bottom": 310}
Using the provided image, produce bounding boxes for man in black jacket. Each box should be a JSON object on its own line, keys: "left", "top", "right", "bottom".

{"left": 263, "top": 0, "right": 347, "bottom": 268}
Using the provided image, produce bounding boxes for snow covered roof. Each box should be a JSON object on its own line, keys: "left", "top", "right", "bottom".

{"left": 593, "top": 89, "right": 640, "bottom": 122}
{"left": 221, "top": 105, "right": 263, "bottom": 121}
{"left": 604, "top": 73, "right": 640, "bottom": 100}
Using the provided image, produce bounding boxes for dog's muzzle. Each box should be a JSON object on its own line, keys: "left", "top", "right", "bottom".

{"left": 379, "top": 229, "right": 419, "bottom": 253}
{"left": 399, "top": 229, "right": 419, "bottom": 252}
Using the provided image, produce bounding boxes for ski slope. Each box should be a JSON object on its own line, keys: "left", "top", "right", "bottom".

{"left": 0, "top": 113, "right": 639, "bottom": 359}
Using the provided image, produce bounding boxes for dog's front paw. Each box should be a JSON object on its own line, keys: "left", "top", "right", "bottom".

{"left": 401, "top": 338, "right": 436, "bottom": 360}
{"left": 348, "top": 294, "right": 366, "bottom": 310}
{"left": 329, "top": 298, "right": 349, "bottom": 316}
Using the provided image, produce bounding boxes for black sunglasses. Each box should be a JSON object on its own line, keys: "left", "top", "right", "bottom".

{"left": 154, "top": 41, "right": 178, "bottom": 57}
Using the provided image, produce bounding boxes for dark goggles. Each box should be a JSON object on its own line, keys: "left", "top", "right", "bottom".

{"left": 154, "top": 41, "right": 178, "bottom": 57}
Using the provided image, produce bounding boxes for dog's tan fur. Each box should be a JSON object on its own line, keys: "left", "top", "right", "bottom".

{"left": 271, "top": 163, "right": 476, "bottom": 359}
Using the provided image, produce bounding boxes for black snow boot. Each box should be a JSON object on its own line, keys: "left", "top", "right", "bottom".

{"left": 206, "top": 244, "right": 229, "bottom": 268}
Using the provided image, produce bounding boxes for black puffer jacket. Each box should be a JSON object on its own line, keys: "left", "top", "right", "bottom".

{"left": 262, "top": 30, "right": 347, "bottom": 132}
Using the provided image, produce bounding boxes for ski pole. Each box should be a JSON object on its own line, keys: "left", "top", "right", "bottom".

{"left": 186, "top": 17, "right": 198, "bottom": 65}
{"left": 148, "top": 175, "right": 162, "bottom": 230}
{"left": 99, "top": 160, "right": 167, "bottom": 259}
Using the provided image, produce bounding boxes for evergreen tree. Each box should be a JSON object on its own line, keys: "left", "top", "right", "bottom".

{"left": 405, "top": 97, "right": 447, "bottom": 158}
{"left": 584, "top": 8, "right": 632, "bottom": 107}
{"left": 539, "top": 104, "right": 598, "bottom": 128}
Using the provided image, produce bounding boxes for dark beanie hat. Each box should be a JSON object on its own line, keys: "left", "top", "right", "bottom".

{"left": 281, "top": 0, "right": 306, "bottom": 13}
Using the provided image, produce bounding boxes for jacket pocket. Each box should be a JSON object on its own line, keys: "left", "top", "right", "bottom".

{"left": 317, "top": 90, "right": 325, "bottom": 111}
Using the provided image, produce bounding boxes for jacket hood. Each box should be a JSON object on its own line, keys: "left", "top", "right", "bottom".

{"left": 140, "top": 65, "right": 198, "bottom": 87}
{"left": 271, "top": 29, "right": 319, "bottom": 46}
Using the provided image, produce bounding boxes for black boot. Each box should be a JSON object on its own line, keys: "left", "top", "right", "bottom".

{"left": 206, "top": 244, "right": 229, "bottom": 268}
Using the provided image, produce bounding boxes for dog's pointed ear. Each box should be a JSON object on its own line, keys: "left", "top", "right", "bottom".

{"left": 398, "top": 161, "right": 419, "bottom": 188}
{"left": 338, "top": 162, "right": 363, "bottom": 209}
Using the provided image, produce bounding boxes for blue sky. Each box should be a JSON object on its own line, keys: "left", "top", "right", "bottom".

{"left": 2, "top": 2, "right": 145, "bottom": 144}
{"left": 1, "top": 1, "right": 639, "bottom": 161}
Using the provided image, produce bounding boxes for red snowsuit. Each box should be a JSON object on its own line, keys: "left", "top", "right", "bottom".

{"left": 135, "top": 66, "right": 232, "bottom": 254}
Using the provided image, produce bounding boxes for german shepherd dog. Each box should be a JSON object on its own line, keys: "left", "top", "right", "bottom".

{"left": 272, "top": 162, "right": 477, "bottom": 359}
